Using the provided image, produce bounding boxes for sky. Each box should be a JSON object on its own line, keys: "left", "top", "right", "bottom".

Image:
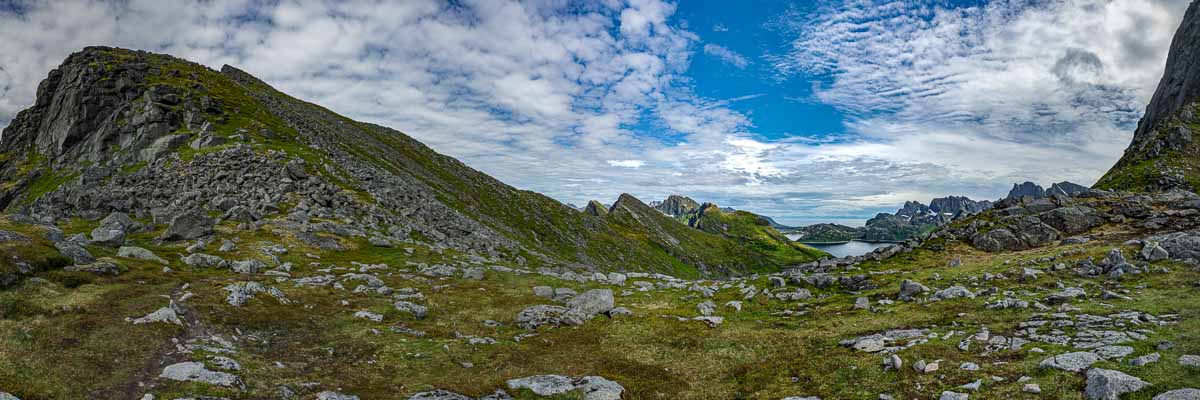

{"left": 0, "top": 0, "right": 1190, "bottom": 226}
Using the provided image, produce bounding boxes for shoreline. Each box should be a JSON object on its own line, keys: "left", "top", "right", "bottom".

{"left": 797, "top": 239, "right": 903, "bottom": 245}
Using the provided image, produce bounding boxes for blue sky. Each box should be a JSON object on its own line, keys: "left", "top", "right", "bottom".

{"left": 0, "top": 0, "right": 1191, "bottom": 226}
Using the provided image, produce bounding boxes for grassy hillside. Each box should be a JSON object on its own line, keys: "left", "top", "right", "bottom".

{"left": 683, "top": 204, "right": 827, "bottom": 266}
{"left": 0, "top": 47, "right": 822, "bottom": 277}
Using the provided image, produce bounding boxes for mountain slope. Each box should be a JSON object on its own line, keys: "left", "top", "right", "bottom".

{"left": 682, "top": 203, "right": 826, "bottom": 265}
{"left": 0, "top": 46, "right": 820, "bottom": 278}
{"left": 1096, "top": 0, "right": 1200, "bottom": 192}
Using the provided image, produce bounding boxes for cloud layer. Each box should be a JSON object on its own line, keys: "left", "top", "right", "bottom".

{"left": 0, "top": 0, "right": 1190, "bottom": 225}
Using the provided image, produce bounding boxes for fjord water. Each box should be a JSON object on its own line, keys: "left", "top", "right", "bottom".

{"left": 785, "top": 235, "right": 891, "bottom": 257}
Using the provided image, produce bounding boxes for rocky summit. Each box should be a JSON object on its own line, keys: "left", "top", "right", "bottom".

{"left": 0, "top": 7, "right": 1199, "bottom": 399}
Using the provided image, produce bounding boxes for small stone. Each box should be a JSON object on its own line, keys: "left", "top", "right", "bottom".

{"left": 316, "top": 392, "right": 361, "bottom": 400}
{"left": 1180, "top": 355, "right": 1200, "bottom": 367}
{"left": 1130, "top": 353, "right": 1160, "bottom": 366}
{"left": 940, "top": 391, "right": 969, "bottom": 400}
{"left": 1023, "top": 384, "right": 1042, "bottom": 394}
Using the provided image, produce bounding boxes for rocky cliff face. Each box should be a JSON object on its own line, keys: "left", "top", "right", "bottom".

{"left": 651, "top": 195, "right": 700, "bottom": 218}
{"left": 1097, "top": 1, "right": 1200, "bottom": 192}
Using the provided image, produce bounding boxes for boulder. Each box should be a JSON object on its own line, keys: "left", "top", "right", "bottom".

{"left": 898, "top": 280, "right": 928, "bottom": 300}
{"left": 1153, "top": 389, "right": 1200, "bottom": 400}
{"left": 1084, "top": 368, "right": 1147, "bottom": 400}
{"left": 117, "top": 246, "right": 168, "bottom": 264}
{"left": 407, "top": 390, "right": 472, "bottom": 400}
{"left": 930, "top": 286, "right": 975, "bottom": 301}
{"left": 1040, "top": 352, "right": 1103, "bottom": 372}
{"left": 566, "top": 289, "right": 615, "bottom": 316}
{"left": 316, "top": 392, "right": 360, "bottom": 400}
{"left": 394, "top": 301, "right": 429, "bottom": 319}
{"left": 161, "top": 210, "right": 214, "bottom": 241}
{"left": 159, "top": 361, "right": 243, "bottom": 388}
{"left": 515, "top": 305, "right": 569, "bottom": 330}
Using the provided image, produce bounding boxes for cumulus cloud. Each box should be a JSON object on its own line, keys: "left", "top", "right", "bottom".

{"left": 767, "top": 0, "right": 1188, "bottom": 188}
{"left": 0, "top": 0, "right": 1190, "bottom": 225}
{"left": 702, "top": 43, "right": 749, "bottom": 68}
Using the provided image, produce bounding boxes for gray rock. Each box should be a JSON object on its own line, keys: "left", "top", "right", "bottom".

{"left": 693, "top": 316, "right": 723, "bottom": 327}
{"left": 697, "top": 300, "right": 716, "bottom": 316}
{"left": 532, "top": 286, "right": 554, "bottom": 298}
{"left": 930, "top": 286, "right": 975, "bottom": 301}
{"left": 90, "top": 214, "right": 128, "bottom": 247}
{"left": 1181, "top": 354, "right": 1200, "bottom": 367}
{"left": 574, "top": 376, "right": 624, "bottom": 400}
{"left": 130, "top": 306, "right": 182, "bottom": 325}
{"left": 0, "top": 392, "right": 18, "bottom": 400}
{"left": 1153, "top": 389, "right": 1200, "bottom": 400}
{"left": 354, "top": 311, "right": 383, "bottom": 322}
{"left": 161, "top": 210, "right": 214, "bottom": 241}
{"left": 159, "top": 361, "right": 242, "bottom": 388}
{"left": 1047, "top": 287, "right": 1086, "bottom": 303}
{"left": 1130, "top": 353, "right": 1160, "bottom": 366}
{"left": 1094, "top": 346, "right": 1134, "bottom": 360}
{"left": 117, "top": 246, "right": 168, "bottom": 264}
{"left": 939, "top": 391, "right": 969, "bottom": 400}
{"left": 222, "top": 281, "right": 287, "bottom": 307}
{"left": 231, "top": 259, "right": 266, "bottom": 274}
{"left": 182, "top": 253, "right": 227, "bottom": 268}
{"left": 316, "top": 392, "right": 360, "bottom": 400}
{"left": 394, "top": 301, "right": 428, "bottom": 319}
{"left": 1040, "top": 352, "right": 1103, "bottom": 372}
{"left": 407, "top": 390, "right": 472, "bottom": 400}
{"left": 63, "top": 261, "right": 120, "bottom": 275}
{"left": 507, "top": 375, "right": 576, "bottom": 396}
{"left": 898, "top": 279, "right": 928, "bottom": 300}
{"left": 462, "top": 266, "right": 485, "bottom": 280}
{"left": 1141, "top": 242, "right": 1170, "bottom": 261}
{"left": 54, "top": 241, "right": 95, "bottom": 264}
{"left": 515, "top": 305, "right": 569, "bottom": 329}
{"left": 566, "top": 289, "right": 615, "bottom": 316}
{"left": 854, "top": 297, "right": 870, "bottom": 309}
{"left": 1084, "top": 368, "right": 1147, "bottom": 400}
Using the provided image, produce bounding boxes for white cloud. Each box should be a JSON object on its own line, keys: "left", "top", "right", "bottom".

{"left": 767, "top": 0, "right": 1188, "bottom": 185}
{"left": 607, "top": 160, "right": 646, "bottom": 168}
{"left": 0, "top": 0, "right": 1190, "bottom": 226}
{"left": 702, "top": 43, "right": 749, "bottom": 68}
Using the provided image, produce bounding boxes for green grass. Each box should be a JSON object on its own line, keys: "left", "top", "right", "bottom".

{"left": 0, "top": 211, "right": 1197, "bottom": 399}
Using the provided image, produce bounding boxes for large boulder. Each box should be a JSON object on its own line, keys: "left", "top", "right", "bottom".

{"left": 90, "top": 212, "right": 135, "bottom": 247}
{"left": 161, "top": 210, "right": 214, "bottom": 241}
{"left": 1041, "top": 206, "right": 1103, "bottom": 235}
{"left": 1154, "top": 389, "right": 1200, "bottom": 400}
{"left": 1084, "top": 368, "right": 1147, "bottom": 400}
{"left": 1040, "top": 352, "right": 1103, "bottom": 372}
{"left": 515, "top": 305, "right": 569, "bottom": 330}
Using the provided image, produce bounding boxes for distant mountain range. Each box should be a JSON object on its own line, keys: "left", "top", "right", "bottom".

{"left": 783, "top": 181, "right": 1088, "bottom": 243}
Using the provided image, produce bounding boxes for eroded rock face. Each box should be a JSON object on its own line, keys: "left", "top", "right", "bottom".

{"left": 1097, "top": 0, "right": 1200, "bottom": 192}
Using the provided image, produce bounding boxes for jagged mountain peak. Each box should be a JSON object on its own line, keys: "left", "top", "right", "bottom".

{"left": 1097, "top": 1, "right": 1200, "bottom": 192}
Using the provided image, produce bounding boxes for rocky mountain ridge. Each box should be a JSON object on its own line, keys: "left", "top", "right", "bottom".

{"left": 0, "top": 47, "right": 821, "bottom": 279}
{"left": 1097, "top": 0, "right": 1200, "bottom": 192}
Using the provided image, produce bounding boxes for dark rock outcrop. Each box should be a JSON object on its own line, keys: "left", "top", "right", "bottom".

{"left": 1097, "top": 2, "right": 1200, "bottom": 192}
{"left": 1007, "top": 182, "right": 1046, "bottom": 200}
{"left": 650, "top": 195, "right": 700, "bottom": 218}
